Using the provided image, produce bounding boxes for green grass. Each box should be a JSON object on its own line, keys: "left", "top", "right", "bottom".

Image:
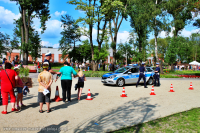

{"left": 160, "top": 74, "right": 182, "bottom": 78}
{"left": 111, "top": 108, "right": 200, "bottom": 133}
{"left": 163, "top": 69, "right": 200, "bottom": 75}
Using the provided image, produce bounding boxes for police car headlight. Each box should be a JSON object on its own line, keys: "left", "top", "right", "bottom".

{"left": 108, "top": 75, "right": 117, "bottom": 79}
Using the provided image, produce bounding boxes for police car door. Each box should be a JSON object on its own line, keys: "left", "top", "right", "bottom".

{"left": 127, "top": 68, "right": 138, "bottom": 84}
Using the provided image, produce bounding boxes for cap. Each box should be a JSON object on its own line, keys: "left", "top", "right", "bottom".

{"left": 43, "top": 62, "right": 49, "bottom": 65}
{"left": 14, "top": 65, "right": 20, "bottom": 70}
{"left": 45, "top": 52, "right": 51, "bottom": 56}
{"left": 156, "top": 63, "right": 159, "bottom": 65}
{"left": 142, "top": 62, "right": 145, "bottom": 65}
{"left": 3, "top": 58, "right": 7, "bottom": 61}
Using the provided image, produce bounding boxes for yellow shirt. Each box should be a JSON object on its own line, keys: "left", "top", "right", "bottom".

{"left": 37, "top": 71, "right": 52, "bottom": 92}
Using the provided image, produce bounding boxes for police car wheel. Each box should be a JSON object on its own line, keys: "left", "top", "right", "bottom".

{"left": 147, "top": 77, "right": 153, "bottom": 85}
{"left": 117, "top": 78, "right": 125, "bottom": 87}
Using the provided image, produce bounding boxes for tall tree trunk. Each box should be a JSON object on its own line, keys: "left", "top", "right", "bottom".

{"left": 22, "top": 7, "right": 28, "bottom": 65}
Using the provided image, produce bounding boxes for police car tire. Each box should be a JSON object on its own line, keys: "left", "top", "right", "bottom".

{"left": 116, "top": 78, "right": 125, "bottom": 87}
{"left": 147, "top": 77, "right": 153, "bottom": 85}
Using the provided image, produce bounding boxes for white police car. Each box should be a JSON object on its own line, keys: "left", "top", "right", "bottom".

{"left": 101, "top": 66, "right": 155, "bottom": 87}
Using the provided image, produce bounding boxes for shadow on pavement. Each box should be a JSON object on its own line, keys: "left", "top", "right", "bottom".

{"left": 37, "top": 120, "right": 69, "bottom": 133}
{"left": 72, "top": 97, "right": 158, "bottom": 133}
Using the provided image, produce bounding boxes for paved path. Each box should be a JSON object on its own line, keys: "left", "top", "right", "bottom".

{"left": 0, "top": 77, "right": 200, "bottom": 133}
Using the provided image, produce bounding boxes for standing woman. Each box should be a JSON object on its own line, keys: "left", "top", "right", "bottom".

{"left": 77, "top": 70, "right": 86, "bottom": 101}
{"left": 55, "top": 62, "right": 77, "bottom": 103}
{"left": 0, "top": 63, "right": 19, "bottom": 114}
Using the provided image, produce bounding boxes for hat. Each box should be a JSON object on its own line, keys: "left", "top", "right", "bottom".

{"left": 45, "top": 52, "right": 51, "bottom": 56}
{"left": 43, "top": 62, "right": 49, "bottom": 65}
{"left": 3, "top": 58, "right": 7, "bottom": 61}
{"left": 14, "top": 65, "right": 20, "bottom": 70}
{"left": 156, "top": 63, "right": 159, "bottom": 65}
{"left": 142, "top": 62, "right": 145, "bottom": 65}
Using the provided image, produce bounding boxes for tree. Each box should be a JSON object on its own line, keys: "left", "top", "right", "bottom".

{"left": 189, "top": 33, "right": 200, "bottom": 62}
{"left": 128, "top": 0, "right": 151, "bottom": 63}
{"left": 59, "top": 14, "right": 81, "bottom": 62}
{"left": 11, "top": 0, "right": 51, "bottom": 65}
{"left": 149, "top": 38, "right": 168, "bottom": 73}
{"left": 165, "top": 37, "right": 178, "bottom": 70}
{"left": 29, "top": 31, "right": 42, "bottom": 62}
{"left": 68, "top": 0, "right": 111, "bottom": 71}
{"left": 0, "top": 31, "right": 9, "bottom": 57}
{"left": 165, "top": 0, "right": 192, "bottom": 37}
{"left": 117, "top": 42, "right": 133, "bottom": 65}
{"left": 101, "top": 0, "right": 128, "bottom": 64}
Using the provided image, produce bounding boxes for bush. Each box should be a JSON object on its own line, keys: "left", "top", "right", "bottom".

{"left": 19, "top": 67, "right": 30, "bottom": 78}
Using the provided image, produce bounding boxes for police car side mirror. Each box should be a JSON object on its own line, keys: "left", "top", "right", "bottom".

{"left": 128, "top": 71, "right": 131, "bottom": 74}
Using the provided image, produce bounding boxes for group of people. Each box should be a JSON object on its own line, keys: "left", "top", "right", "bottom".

{"left": 136, "top": 62, "right": 160, "bottom": 88}
{"left": 36, "top": 52, "right": 86, "bottom": 113}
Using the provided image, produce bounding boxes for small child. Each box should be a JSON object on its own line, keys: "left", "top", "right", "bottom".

{"left": 14, "top": 66, "right": 26, "bottom": 109}
{"left": 77, "top": 70, "right": 86, "bottom": 101}
{"left": 37, "top": 62, "right": 53, "bottom": 113}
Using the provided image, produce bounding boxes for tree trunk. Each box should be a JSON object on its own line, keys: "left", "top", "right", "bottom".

{"left": 22, "top": 7, "right": 28, "bottom": 65}
{"left": 171, "top": 63, "right": 174, "bottom": 71}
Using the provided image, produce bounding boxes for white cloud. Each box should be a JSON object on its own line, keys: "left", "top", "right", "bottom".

{"left": 41, "top": 41, "right": 51, "bottom": 46}
{"left": 179, "top": 28, "right": 200, "bottom": 37}
{"left": 0, "top": 6, "right": 20, "bottom": 27}
{"left": 158, "top": 27, "right": 175, "bottom": 38}
{"left": 117, "top": 31, "right": 130, "bottom": 43}
{"left": 54, "top": 11, "right": 67, "bottom": 17}
{"left": 53, "top": 43, "right": 59, "bottom": 48}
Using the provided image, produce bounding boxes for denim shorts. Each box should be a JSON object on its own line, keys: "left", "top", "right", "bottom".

{"left": 17, "top": 87, "right": 23, "bottom": 93}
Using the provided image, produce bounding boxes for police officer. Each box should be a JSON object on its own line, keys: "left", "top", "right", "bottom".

{"left": 136, "top": 63, "right": 148, "bottom": 88}
{"left": 154, "top": 63, "right": 160, "bottom": 86}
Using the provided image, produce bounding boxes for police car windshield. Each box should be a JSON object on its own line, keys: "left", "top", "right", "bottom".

{"left": 114, "top": 67, "right": 129, "bottom": 73}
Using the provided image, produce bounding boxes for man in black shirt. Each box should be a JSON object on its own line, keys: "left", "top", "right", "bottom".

{"left": 136, "top": 63, "right": 148, "bottom": 88}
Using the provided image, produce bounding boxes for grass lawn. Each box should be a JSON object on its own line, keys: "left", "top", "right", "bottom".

{"left": 111, "top": 108, "right": 200, "bottom": 133}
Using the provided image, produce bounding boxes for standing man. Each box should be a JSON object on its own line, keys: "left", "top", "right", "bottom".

{"left": 136, "top": 63, "right": 148, "bottom": 88}
{"left": 154, "top": 63, "right": 160, "bottom": 87}
{"left": 44, "top": 52, "right": 59, "bottom": 75}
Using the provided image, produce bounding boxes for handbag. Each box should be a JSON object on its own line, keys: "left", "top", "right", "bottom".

{"left": 5, "top": 70, "right": 18, "bottom": 96}
{"left": 75, "top": 83, "right": 79, "bottom": 91}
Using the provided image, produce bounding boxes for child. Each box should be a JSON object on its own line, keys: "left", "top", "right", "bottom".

{"left": 77, "top": 70, "right": 86, "bottom": 101}
{"left": 37, "top": 62, "right": 53, "bottom": 113}
{"left": 14, "top": 66, "right": 26, "bottom": 109}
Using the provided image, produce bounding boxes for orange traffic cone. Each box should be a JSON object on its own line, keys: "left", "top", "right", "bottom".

{"left": 86, "top": 89, "right": 93, "bottom": 100}
{"left": 150, "top": 86, "right": 156, "bottom": 95}
{"left": 120, "top": 87, "right": 127, "bottom": 97}
{"left": 52, "top": 86, "right": 63, "bottom": 102}
{"left": 169, "top": 84, "right": 175, "bottom": 92}
{"left": 189, "top": 82, "right": 194, "bottom": 90}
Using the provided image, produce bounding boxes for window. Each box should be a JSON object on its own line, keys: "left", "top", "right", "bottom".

{"left": 146, "top": 68, "right": 153, "bottom": 72}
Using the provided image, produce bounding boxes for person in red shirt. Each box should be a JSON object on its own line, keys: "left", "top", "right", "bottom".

{"left": 0, "top": 63, "right": 19, "bottom": 114}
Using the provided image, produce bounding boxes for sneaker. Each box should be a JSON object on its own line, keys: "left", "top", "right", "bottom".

{"left": 11, "top": 108, "right": 19, "bottom": 112}
{"left": 144, "top": 86, "right": 148, "bottom": 88}
{"left": 1, "top": 111, "right": 7, "bottom": 114}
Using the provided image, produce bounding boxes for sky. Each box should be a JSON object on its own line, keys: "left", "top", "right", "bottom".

{"left": 0, "top": 0, "right": 200, "bottom": 49}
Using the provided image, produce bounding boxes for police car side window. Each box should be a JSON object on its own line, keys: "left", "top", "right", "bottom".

{"left": 131, "top": 68, "right": 138, "bottom": 73}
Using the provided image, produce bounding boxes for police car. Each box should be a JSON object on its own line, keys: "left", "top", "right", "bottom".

{"left": 101, "top": 66, "right": 155, "bottom": 87}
